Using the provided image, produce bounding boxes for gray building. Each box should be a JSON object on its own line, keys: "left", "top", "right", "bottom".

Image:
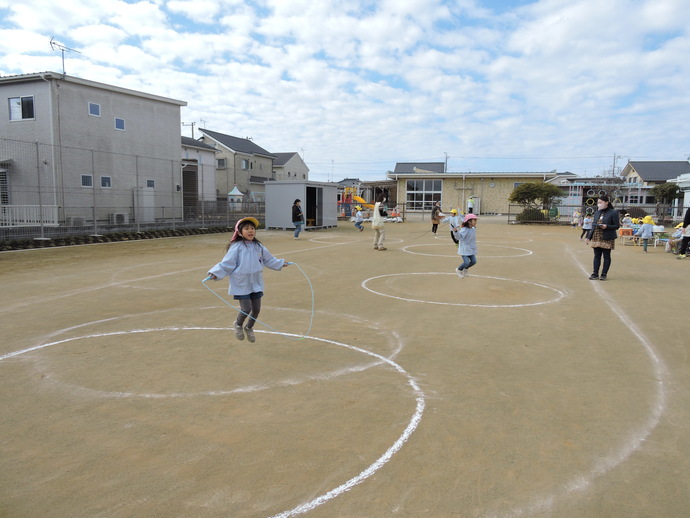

{"left": 272, "top": 152, "right": 309, "bottom": 182}
{"left": 265, "top": 181, "right": 338, "bottom": 230}
{"left": 197, "top": 128, "right": 276, "bottom": 202}
{"left": 0, "top": 71, "right": 187, "bottom": 227}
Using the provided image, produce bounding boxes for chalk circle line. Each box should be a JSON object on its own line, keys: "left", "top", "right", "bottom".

{"left": 1, "top": 326, "right": 426, "bottom": 517}
{"left": 402, "top": 243, "right": 533, "bottom": 258}
{"left": 361, "top": 272, "right": 566, "bottom": 307}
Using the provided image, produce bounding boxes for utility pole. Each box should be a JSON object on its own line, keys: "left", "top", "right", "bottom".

{"left": 182, "top": 122, "right": 196, "bottom": 138}
{"left": 611, "top": 153, "right": 621, "bottom": 177}
{"left": 444, "top": 152, "right": 449, "bottom": 173}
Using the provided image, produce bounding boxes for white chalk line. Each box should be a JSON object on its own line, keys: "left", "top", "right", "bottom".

{"left": 1, "top": 325, "right": 426, "bottom": 518}
{"left": 487, "top": 249, "right": 670, "bottom": 518}
{"left": 401, "top": 243, "right": 533, "bottom": 258}
{"left": 21, "top": 324, "right": 406, "bottom": 400}
{"left": 361, "top": 272, "right": 566, "bottom": 308}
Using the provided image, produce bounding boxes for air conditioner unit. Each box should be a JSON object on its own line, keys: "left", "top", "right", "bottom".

{"left": 66, "top": 216, "right": 85, "bottom": 227}
{"left": 110, "top": 213, "right": 129, "bottom": 224}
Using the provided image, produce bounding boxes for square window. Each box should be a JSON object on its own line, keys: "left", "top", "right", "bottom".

{"left": 115, "top": 118, "right": 125, "bottom": 131}
{"left": 9, "top": 96, "right": 34, "bottom": 120}
{"left": 217, "top": 158, "right": 227, "bottom": 169}
{"left": 88, "top": 102, "right": 101, "bottom": 117}
{"left": 241, "top": 159, "right": 249, "bottom": 170}
{"left": 100, "top": 176, "right": 111, "bottom": 188}
{"left": 81, "top": 174, "right": 93, "bottom": 187}
{"left": 146, "top": 179, "right": 155, "bottom": 188}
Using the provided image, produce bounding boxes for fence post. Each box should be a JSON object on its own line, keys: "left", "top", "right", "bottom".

{"left": 91, "top": 149, "right": 99, "bottom": 236}
{"left": 35, "top": 141, "right": 46, "bottom": 240}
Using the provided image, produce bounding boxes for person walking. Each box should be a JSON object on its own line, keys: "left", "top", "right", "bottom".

{"left": 454, "top": 213, "right": 478, "bottom": 278}
{"left": 292, "top": 199, "right": 304, "bottom": 239}
{"left": 467, "top": 196, "right": 475, "bottom": 214}
{"left": 634, "top": 215, "right": 654, "bottom": 253}
{"left": 207, "top": 217, "right": 288, "bottom": 343}
{"left": 580, "top": 213, "right": 593, "bottom": 240}
{"left": 371, "top": 193, "right": 388, "bottom": 251}
{"left": 430, "top": 201, "right": 444, "bottom": 235}
{"left": 585, "top": 195, "right": 620, "bottom": 281}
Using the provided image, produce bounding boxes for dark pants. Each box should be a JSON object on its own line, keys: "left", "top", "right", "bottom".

{"left": 451, "top": 231, "right": 458, "bottom": 244}
{"left": 593, "top": 247, "right": 612, "bottom": 276}
{"left": 679, "top": 236, "right": 690, "bottom": 256}
{"left": 431, "top": 223, "right": 438, "bottom": 233}
{"left": 235, "top": 294, "right": 262, "bottom": 328}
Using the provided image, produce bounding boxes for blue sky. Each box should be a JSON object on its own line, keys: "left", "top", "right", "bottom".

{"left": 1, "top": 0, "right": 689, "bottom": 182}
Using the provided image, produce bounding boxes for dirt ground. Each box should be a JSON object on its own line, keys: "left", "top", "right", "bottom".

{"left": 1, "top": 216, "right": 689, "bottom": 518}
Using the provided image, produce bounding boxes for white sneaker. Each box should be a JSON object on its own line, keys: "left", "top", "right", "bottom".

{"left": 245, "top": 327, "right": 255, "bottom": 343}
{"left": 234, "top": 322, "right": 245, "bottom": 341}
{"left": 456, "top": 267, "right": 463, "bottom": 278}
{"left": 463, "top": 269, "right": 469, "bottom": 278}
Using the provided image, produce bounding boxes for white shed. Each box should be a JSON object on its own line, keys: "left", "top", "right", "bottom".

{"left": 265, "top": 181, "right": 339, "bottom": 230}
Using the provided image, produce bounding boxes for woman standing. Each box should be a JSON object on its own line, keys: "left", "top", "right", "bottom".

{"left": 430, "top": 201, "right": 444, "bottom": 235}
{"left": 291, "top": 199, "right": 304, "bottom": 239}
{"left": 585, "top": 195, "right": 620, "bottom": 281}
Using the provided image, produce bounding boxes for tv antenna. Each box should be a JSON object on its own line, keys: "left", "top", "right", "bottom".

{"left": 50, "top": 37, "right": 81, "bottom": 77}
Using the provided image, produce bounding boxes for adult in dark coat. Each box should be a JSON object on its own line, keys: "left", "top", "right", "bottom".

{"left": 585, "top": 195, "right": 620, "bottom": 281}
{"left": 676, "top": 207, "right": 690, "bottom": 259}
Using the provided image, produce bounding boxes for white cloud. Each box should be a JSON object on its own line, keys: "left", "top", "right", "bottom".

{"left": 2, "top": 0, "right": 690, "bottom": 179}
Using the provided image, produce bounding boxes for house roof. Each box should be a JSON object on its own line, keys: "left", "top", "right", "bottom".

{"left": 273, "top": 152, "right": 298, "bottom": 166}
{"left": 0, "top": 71, "right": 187, "bottom": 106}
{"left": 393, "top": 162, "right": 445, "bottom": 174}
{"left": 626, "top": 161, "right": 690, "bottom": 182}
{"left": 199, "top": 128, "right": 275, "bottom": 158}
{"left": 181, "top": 136, "right": 216, "bottom": 151}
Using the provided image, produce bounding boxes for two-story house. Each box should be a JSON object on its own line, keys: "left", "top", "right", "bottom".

{"left": 0, "top": 71, "right": 187, "bottom": 229}
{"left": 197, "top": 128, "right": 276, "bottom": 202}
{"left": 272, "top": 152, "right": 309, "bottom": 182}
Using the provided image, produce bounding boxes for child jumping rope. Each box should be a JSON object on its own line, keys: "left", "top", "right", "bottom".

{"left": 207, "top": 217, "right": 288, "bottom": 343}
{"left": 454, "top": 213, "right": 478, "bottom": 278}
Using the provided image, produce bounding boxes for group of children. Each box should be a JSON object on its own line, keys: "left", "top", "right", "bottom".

{"left": 208, "top": 202, "right": 480, "bottom": 342}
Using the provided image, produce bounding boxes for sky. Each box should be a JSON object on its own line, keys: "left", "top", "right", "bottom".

{"left": 1, "top": 0, "right": 689, "bottom": 182}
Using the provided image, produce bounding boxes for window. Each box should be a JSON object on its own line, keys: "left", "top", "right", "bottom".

{"left": 405, "top": 179, "right": 442, "bottom": 211}
{"left": 146, "top": 179, "right": 155, "bottom": 188}
{"left": 81, "top": 174, "right": 93, "bottom": 187}
{"left": 100, "top": 176, "right": 111, "bottom": 188}
{"left": 217, "top": 158, "right": 227, "bottom": 169}
{"left": 115, "top": 118, "right": 125, "bottom": 131}
{"left": 241, "top": 159, "right": 249, "bottom": 170}
{"left": 9, "top": 96, "right": 34, "bottom": 120}
{"left": 88, "top": 102, "right": 101, "bottom": 117}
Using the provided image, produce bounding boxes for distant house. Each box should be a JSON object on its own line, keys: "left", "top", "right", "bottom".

{"left": 619, "top": 161, "right": 690, "bottom": 205}
{"left": 272, "top": 152, "right": 309, "bottom": 182}
{"left": 387, "top": 162, "right": 567, "bottom": 214}
{"left": 181, "top": 136, "right": 217, "bottom": 218}
{"left": 0, "top": 71, "right": 187, "bottom": 227}
{"left": 197, "top": 128, "right": 276, "bottom": 202}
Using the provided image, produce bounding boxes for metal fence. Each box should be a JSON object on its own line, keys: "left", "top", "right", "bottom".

{"left": 506, "top": 203, "right": 685, "bottom": 225}
{"left": 1, "top": 138, "right": 265, "bottom": 242}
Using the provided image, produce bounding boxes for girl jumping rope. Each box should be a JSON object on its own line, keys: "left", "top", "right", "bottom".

{"left": 207, "top": 217, "right": 288, "bottom": 343}
{"left": 455, "top": 213, "right": 478, "bottom": 278}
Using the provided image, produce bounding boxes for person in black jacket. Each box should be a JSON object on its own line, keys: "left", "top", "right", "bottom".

{"left": 291, "top": 199, "right": 304, "bottom": 239}
{"left": 676, "top": 207, "right": 690, "bottom": 259}
{"left": 585, "top": 195, "right": 620, "bottom": 281}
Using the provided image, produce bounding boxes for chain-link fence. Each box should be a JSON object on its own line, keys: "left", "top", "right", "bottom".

{"left": 1, "top": 138, "right": 265, "bottom": 241}
{"left": 507, "top": 203, "right": 684, "bottom": 225}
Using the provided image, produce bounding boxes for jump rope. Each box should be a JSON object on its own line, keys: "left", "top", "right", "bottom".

{"left": 202, "top": 261, "right": 315, "bottom": 341}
